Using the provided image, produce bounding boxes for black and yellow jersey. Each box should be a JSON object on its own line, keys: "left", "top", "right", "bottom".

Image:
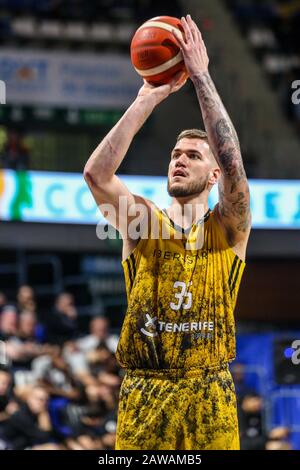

{"left": 116, "top": 205, "right": 245, "bottom": 371}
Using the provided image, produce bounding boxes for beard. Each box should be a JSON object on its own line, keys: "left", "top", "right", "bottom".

{"left": 167, "top": 177, "right": 208, "bottom": 197}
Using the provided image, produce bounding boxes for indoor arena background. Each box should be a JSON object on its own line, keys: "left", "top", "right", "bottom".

{"left": 0, "top": 0, "right": 300, "bottom": 451}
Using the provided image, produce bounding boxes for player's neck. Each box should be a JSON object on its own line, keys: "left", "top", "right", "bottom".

{"left": 167, "top": 193, "right": 209, "bottom": 228}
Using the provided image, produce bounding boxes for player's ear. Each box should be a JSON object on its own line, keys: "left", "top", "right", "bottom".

{"left": 208, "top": 167, "right": 221, "bottom": 186}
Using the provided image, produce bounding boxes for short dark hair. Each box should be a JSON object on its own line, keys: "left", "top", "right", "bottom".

{"left": 176, "top": 128, "right": 208, "bottom": 142}
{"left": 176, "top": 128, "right": 218, "bottom": 165}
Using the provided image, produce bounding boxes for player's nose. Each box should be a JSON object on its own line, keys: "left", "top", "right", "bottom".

{"left": 175, "top": 153, "right": 188, "bottom": 167}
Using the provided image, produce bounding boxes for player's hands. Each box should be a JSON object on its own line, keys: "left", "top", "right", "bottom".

{"left": 137, "top": 70, "right": 187, "bottom": 106}
{"left": 172, "top": 15, "right": 209, "bottom": 79}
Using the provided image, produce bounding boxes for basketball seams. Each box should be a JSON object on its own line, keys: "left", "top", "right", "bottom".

{"left": 133, "top": 51, "right": 183, "bottom": 76}
{"left": 131, "top": 16, "right": 186, "bottom": 85}
{"left": 136, "top": 21, "right": 183, "bottom": 42}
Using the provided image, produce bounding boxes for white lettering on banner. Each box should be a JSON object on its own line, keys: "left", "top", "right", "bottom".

{"left": 1, "top": 170, "right": 300, "bottom": 228}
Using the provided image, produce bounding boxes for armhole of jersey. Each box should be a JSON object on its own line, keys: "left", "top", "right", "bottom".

{"left": 211, "top": 206, "right": 246, "bottom": 305}
{"left": 121, "top": 203, "right": 159, "bottom": 267}
{"left": 121, "top": 229, "right": 145, "bottom": 269}
{"left": 212, "top": 204, "right": 246, "bottom": 266}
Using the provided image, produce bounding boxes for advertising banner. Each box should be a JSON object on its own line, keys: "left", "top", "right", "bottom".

{"left": 0, "top": 49, "right": 141, "bottom": 109}
{"left": 0, "top": 170, "right": 300, "bottom": 228}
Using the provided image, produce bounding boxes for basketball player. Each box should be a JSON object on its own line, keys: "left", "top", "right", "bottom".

{"left": 84, "top": 15, "right": 251, "bottom": 450}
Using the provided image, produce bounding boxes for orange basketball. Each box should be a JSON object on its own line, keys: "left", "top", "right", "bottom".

{"left": 130, "top": 16, "right": 188, "bottom": 86}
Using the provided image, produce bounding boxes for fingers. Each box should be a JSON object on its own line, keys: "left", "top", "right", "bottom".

{"left": 181, "top": 16, "right": 193, "bottom": 44}
{"left": 185, "top": 14, "right": 198, "bottom": 43}
{"left": 174, "top": 14, "right": 201, "bottom": 46}
{"left": 190, "top": 17, "right": 205, "bottom": 48}
{"left": 172, "top": 27, "right": 184, "bottom": 48}
{"left": 190, "top": 16, "right": 202, "bottom": 43}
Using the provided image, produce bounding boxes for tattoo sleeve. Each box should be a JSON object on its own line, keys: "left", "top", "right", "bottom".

{"left": 192, "top": 72, "right": 251, "bottom": 237}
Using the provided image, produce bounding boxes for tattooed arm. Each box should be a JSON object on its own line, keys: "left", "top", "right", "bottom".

{"left": 193, "top": 73, "right": 251, "bottom": 241}
{"left": 173, "top": 16, "right": 251, "bottom": 255}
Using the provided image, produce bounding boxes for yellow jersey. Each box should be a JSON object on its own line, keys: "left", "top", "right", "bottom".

{"left": 116, "top": 206, "right": 245, "bottom": 371}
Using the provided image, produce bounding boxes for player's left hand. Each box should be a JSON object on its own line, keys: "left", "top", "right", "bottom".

{"left": 172, "top": 14, "right": 209, "bottom": 79}
{"left": 137, "top": 69, "right": 187, "bottom": 106}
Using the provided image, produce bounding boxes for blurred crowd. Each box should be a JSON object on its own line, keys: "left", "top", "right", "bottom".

{"left": 232, "top": 363, "right": 292, "bottom": 450}
{"left": 0, "top": 285, "right": 294, "bottom": 450}
{"left": 225, "top": 0, "right": 300, "bottom": 131}
{"left": 0, "top": 0, "right": 181, "bottom": 23}
{"left": 0, "top": 129, "right": 30, "bottom": 171}
{"left": 0, "top": 286, "right": 120, "bottom": 450}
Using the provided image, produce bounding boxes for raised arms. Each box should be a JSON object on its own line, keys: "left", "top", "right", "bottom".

{"left": 83, "top": 74, "right": 186, "bottom": 248}
{"left": 173, "top": 16, "right": 251, "bottom": 254}
{"left": 192, "top": 73, "right": 251, "bottom": 242}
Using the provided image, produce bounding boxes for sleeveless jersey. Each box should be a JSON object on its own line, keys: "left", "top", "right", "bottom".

{"left": 116, "top": 206, "right": 245, "bottom": 371}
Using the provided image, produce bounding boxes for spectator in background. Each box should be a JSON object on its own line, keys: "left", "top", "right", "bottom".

{"left": 265, "top": 426, "right": 292, "bottom": 450}
{"left": 239, "top": 393, "right": 265, "bottom": 450}
{"left": 238, "top": 392, "right": 291, "bottom": 450}
{"left": 0, "top": 367, "right": 12, "bottom": 415}
{"left": 18, "top": 311, "right": 37, "bottom": 342}
{"left": 1, "top": 129, "right": 30, "bottom": 171}
{"left": 17, "top": 285, "right": 36, "bottom": 314}
{"left": 46, "top": 292, "right": 79, "bottom": 345}
{"left": 63, "top": 317, "right": 121, "bottom": 390}
{"left": 0, "top": 366, "right": 17, "bottom": 421}
{"left": 0, "top": 305, "right": 18, "bottom": 340}
{"left": 231, "top": 362, "right": 256, "bottom": 402}
{"left": 85, "top": 342, "right": 121, "bottom": 414}
{"left": 76, "top": 316, "right": 118, "bottom": 354}
{"left": 3, "top": 310, "right": 53, "bottom": 370}
{"left": 8, "top": 310, "right": 46, "bottom": 369}
{"left": 0, "top": 367, "right": 18, "bottom": 449}
{"left": 0, "top": 287, "right": 121, "bottom": 449}
{"left": 1, "top": 385, "right": 58, "bottom": 449}
{"left": 70, "top": 403, "right": 116, "bottom": 450}
{"left": 87, "top": 343, "right": 120, "bottom": 378}
{"left": 32, "top": 348, "right": 82, "bottom": 402}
